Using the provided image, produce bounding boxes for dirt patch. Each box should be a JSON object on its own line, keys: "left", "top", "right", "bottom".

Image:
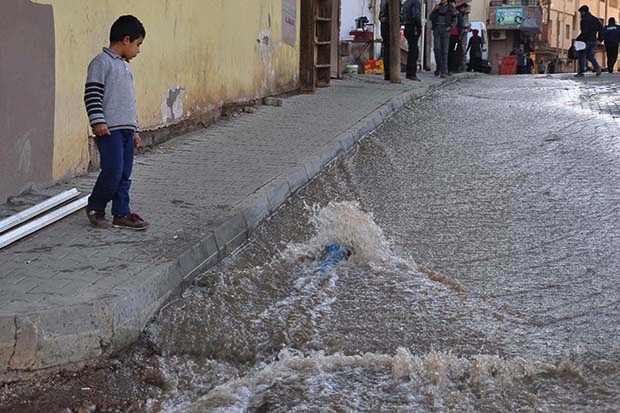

{"left": 0, "top": 343, "right": 160, "bottom": 413}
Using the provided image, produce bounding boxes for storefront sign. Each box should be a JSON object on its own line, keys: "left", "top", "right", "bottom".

{"left": 495, "top": 7, "right": 524, "bottom": 26}
{"left": 282, "top": 0, "right": 297, "bottom": 46}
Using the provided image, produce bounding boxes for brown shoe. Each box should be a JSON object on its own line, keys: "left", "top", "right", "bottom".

{"left": 112, "top": 213, "right": 149, "bottom": 231}
{"left": 85, "top": 206, "right": 108, "bottom": 229}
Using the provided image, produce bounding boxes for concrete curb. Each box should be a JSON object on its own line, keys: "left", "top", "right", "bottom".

{"left": 0, "top": 76, "right": 459, "bottom": 381}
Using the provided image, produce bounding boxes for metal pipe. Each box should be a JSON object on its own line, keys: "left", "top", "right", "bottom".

{"left": 0, "top": 196, "right": 88, "bottom": 249}
{"left": 0, "top": 188, "right": 79, "bottom": 234}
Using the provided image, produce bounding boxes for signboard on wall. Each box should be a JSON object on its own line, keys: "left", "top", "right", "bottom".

{"left": 283, "top": 0, "right": 296, "bottom": 46}
{"left": 495, "top": 7, "right": 524, "bottom": 26}
{"left": 489, "top": 6, "right": 542, "bottom": 32}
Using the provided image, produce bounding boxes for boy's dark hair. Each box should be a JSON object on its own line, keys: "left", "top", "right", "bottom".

{"left": 109, "top": 15, "right": 145, "bottom": 43}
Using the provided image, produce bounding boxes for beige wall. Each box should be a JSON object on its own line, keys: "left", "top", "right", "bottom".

{"left": 468, "top": 0, "right": 488, "bottom": 24}
{"left": 33, "top": 0, "right": 300, "bottom": 182}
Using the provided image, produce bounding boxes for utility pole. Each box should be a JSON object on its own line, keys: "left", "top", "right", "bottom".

{"left": 390, "top": 0, "right": 401, "bottom": 83}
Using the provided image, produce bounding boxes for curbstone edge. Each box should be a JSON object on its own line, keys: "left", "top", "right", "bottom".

{"left": 0, "top": 315, "right": 15, "bottom": 371}
{"left": 239, "top": 192, "right": 270, "bottom": 231}
{"left": 213, "top": 212, "right": 249, "bottom": 257}
{"left": 286, "top": 166, "right": 310, "bottom": 194}
{"left": 264, "top": 179, "right": 291, "bottom": 214}
{"left": 303, "top": 156, "right": 323, "bottom": 181}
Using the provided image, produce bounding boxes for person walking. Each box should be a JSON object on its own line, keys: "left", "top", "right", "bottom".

{"left": 515, "top": 46, "right": 526, "bottom": 74}
{"left": 402, "top": 0, "right": 423, "bottom": 81}
{"left": 466, "top": 29, "right": 483, "bottom": 72}
{"left": 429, "top": 0, "right": 457, "bottom": 78}
{"left": 456, "top": 3, "right": 470, "bottom": 73}
{"left": 447, "top": 0, "right": 462, "bottom": 74}
{"left": 603, "top": 17, "right": 620, "bottom": 73}
{"left": 84, "top": 15, "right": 149, "bottom": 230}
{"left": 379, "top": 0, "right": 392, "bottom": 81}
{"left": 575, "top": 5, "right": 603, "bottom": 77}
{"left": 525, "top": 53, "right": 534, "bottom": 74}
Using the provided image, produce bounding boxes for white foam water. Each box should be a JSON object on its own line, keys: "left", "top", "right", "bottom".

{"left": 151, "top": 347, "right": 554, "bottom": 413}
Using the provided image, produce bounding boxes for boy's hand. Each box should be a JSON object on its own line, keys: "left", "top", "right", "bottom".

{"left": 93, "top": 124, "right": 110, "bottom": 136}
{"left": 134, "top": 132, "right": 141, "bottom": 149}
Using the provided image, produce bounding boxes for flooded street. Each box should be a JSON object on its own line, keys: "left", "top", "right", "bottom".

{"left": 4, "top": 75, "right": 620, "bottom": 413}
{"left": 140, "top": 75, "right": 620, "bottom": 412}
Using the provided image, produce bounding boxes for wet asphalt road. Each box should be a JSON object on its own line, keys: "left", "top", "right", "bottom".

{"left": 352, "top": 73, "right": 620, "bottom": 361}
{"left": 141, "top": 73, "right": 620, "bottom": 411}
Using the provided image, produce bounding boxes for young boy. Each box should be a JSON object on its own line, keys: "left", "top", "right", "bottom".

{"left": 84, "top": 15, "right": 149, "bottom": 230}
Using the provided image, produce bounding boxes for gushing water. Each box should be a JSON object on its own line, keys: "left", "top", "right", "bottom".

{"left": 142, "top": 199, "right": 619, "bottom": 412}
{"left": 141, "top": 78, "right": 620, "bottom": 412}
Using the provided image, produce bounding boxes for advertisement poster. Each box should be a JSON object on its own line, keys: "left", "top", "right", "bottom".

{"left": 495, "top": 7, "right": 524, "bottom": 26}
{"left": 282, "top": 0, "right": 297, "bottom": 46}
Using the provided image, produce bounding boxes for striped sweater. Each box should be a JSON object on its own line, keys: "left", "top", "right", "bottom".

{"left": 84, "top": 48, "right": 138, "bottom": 132}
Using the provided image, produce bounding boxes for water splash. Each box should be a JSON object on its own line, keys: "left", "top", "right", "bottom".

{"left": 283, "top": 201, "right": 404, "bottom": 265}
{"left": 152, "top": 348, "right": 552, "bottom": 413}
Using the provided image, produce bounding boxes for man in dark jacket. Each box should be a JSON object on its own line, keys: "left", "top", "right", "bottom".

{"left": 603, "top": 17, "right": 620, "bottom": 72}
{"left": 402, "top": 0, "right": 422, "bottom": 81}
{"left": 448, "top": 2, "right": 466, "bottom": 74}
{"left": 575, "top": 5, "right": 603, "bottom": 77}
{"left": 379, "top": 0, "right": 391, "bottom": 81}
{"left": 429, "top": 0, "right": 457, "bottom": 78}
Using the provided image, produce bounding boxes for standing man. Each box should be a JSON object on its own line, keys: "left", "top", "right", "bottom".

{"left": 466, "top": 29, "right": 483, "bottom": 72}
{"left": 575, "top": 5, "right": 603, "bottom": 77}
{"left": 447, "top": 0, "right": 465, "bottom": 74}
{"left": 525, "top": 53, "right": 534, "bottom": 74}
{"left": 403, "top": 0, "right": 423, "bottom": 81}
{"left": 379, "top": 0, "right": 391, "bottom": 81}
{"left": 429, "top": 0, "right": 457, "bottom": 78}
{"left": 456, "top": 3, "right": 470, "bottom": 73}
{"left": 515, "top": 45, "right": 526, "bottom": 74}
{"left": 603, "top": 17, "right": 620, "bottom": 73}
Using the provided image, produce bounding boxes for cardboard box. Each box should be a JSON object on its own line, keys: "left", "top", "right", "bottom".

{"left": 349, "top": 30, "right": 374, "bottom": 42}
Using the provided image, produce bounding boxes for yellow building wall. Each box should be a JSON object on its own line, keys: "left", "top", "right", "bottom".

{"left": 33, "top": 0, "right": 300, "bottom": 181}
{"left": 468, "top": 0, "right": 488, "bottom": 24}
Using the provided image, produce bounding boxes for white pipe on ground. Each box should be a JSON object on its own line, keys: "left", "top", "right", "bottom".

{"left": 0, "top": 195, "right": 88, "bottom": 249}
{"left": 0, "top": 188, "right": 80, "bottom": 234}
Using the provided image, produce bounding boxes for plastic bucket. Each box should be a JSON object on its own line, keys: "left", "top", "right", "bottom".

{"left": 345, "top": 64, "right": 359, "bottom": 74}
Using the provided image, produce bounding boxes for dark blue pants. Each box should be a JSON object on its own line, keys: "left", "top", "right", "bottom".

{"left": 381, "top": 22, "right": 391, "bottom": 80}
{"left": 606, "top": 43, "right": 619, "bottom": 72}
{"left": 578, "top": 41, "right": 601, "bottom": 73}
{"left": 404, "top": 24, "right": 420, "bottom": 77}
{"left": 433, "top": 27, "right": 450, "bottom": 75}
{"left": 88, "top": 129, "right": 134, "bottom": 216}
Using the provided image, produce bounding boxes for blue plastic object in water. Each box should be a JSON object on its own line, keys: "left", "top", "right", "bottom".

{"left": 315, "top": 243, "right": 353, "bottom": 273}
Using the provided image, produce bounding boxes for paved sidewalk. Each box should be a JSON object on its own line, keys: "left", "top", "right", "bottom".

{"left": 0, "top": 72, "right": 457, "bottom": 379}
